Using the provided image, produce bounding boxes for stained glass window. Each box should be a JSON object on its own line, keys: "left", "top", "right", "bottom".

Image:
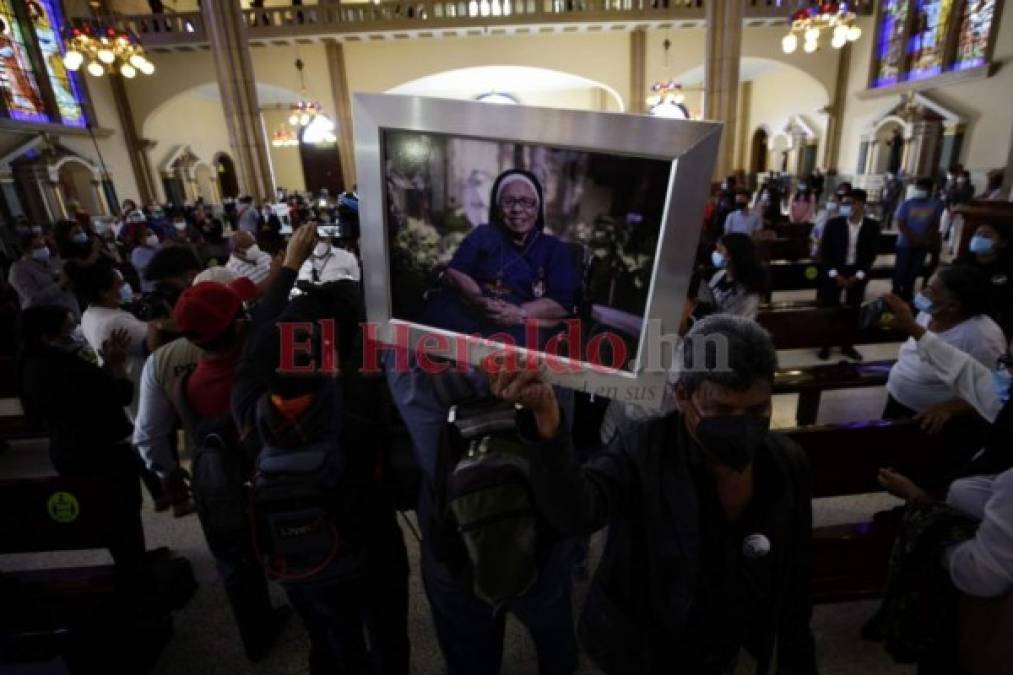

{"left": 0, "top": 0, "right": 48, "bottom": 123}
{"left": 908, "top": 0, "right": 955, "bottom": 80}
{"left": 955, "top": 0, "right": 997, "bottom": 70}
{"left": 27, "top": 0, "right": 86, "bottom": 127}
{"left": 876, "top": 0, "right": 910, "bottom": 87}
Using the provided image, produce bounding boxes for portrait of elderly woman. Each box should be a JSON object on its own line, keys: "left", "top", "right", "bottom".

{"left": 422, "top": 169, "right": 581, "bottom": 349}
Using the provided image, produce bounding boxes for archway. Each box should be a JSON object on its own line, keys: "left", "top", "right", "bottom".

{"left": 194, "top": 163, "right": 217, "bottom": 203}
{"left": 215, "top": 153, "right": 239, "bottom": 198}
{"left": 298, "top": 121, "right": 343, "bottom": 197}
{"left": 387, "top": 65, "right": 625, "bottom": 112}
{"left": 873, "top": 121, "right": 906, "bottom": 175}
{"left": 750, "top": 128, "right": 769, "bottom": 174}
{"left": 56, "top": 158, "right": 104, "bottom": 216}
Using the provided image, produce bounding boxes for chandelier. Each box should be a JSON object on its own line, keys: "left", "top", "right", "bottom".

{"left": 62, "top": 3, "right": 154, "bottom": 78}
{"left": 271, "top": 125, "right": 299, "bottom": 148}
{"left": 782, "top": 2, "right": 862, "bottom": 54}
{"left": 288, "top": 58, "right": 321, "bottom": 127}
{"left": 646, "top": 80, "right": 689, "bottom": 119}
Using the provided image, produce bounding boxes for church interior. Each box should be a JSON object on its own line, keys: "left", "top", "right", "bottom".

{"left": 1, "top": 0, "right": 1012, "bottom": 673}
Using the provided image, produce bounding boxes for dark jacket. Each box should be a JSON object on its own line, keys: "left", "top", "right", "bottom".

{"left": 818, "top": 215, "right": 881, "bottom": 278}
{"left": 524, "top": 410, "right": 816, "bottom": 675}
{"left": 19, "top": 346, "right": 134, "bottom": 475}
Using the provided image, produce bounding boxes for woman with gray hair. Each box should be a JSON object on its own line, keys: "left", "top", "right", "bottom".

{"left": 424, "top": 168, "right": 581, "bottom": 349}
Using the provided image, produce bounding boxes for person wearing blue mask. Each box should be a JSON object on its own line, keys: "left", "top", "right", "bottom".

{"left": 870, "top": 293, "right": 1013, "bottom": 674}
{"left": 696, "top": 232, "right": 766, "bottom": 320}
{"left": 8, "top": 232, "right": 80, "bottom": 318}
{"left": 79, "top": 259, "right": 173, "bottom": 509}
{"left": 956, "top": 222, "right": 1013, "bottom": 339}
{"left": 883, "top": 266, "right": 1007, "bottom": 430}
{"left": 816, "top": 189, "right": 881, "bottom": 361}
{"left": 892, "top": 177, "right": 944, "bottom": 302}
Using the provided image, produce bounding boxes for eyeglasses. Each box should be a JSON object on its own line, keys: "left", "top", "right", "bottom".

{"left": 500, "top": 197, "right": 539, "bottom": 210}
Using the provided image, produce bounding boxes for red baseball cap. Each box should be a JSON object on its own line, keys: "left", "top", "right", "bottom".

{"left": 173, "top": 278, "right": 258, "bottom": 346}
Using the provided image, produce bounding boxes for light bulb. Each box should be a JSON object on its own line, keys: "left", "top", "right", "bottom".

{"left": 805, "top": 27, "right": 820, "bottom": 42}
{"left": 63, "top": 50, "right": 84, "bottom": 70}
{"left": 782, "top": 33, "right": 798, "bottom": 53}
{"left": 120, "top": 63, "right": 136, "bottom": 78}
{"left": 848, "top": 25, "right": 862, "bottom": 41}
{"left": 673, "top": 92, "right": 686, "bottom": 105}
{"left": 833, "top": 24, "right": 849, "bottom": 40}
{"left": 138, "top": 60, "right": 155, "bottom": 75}
{"left": 300, "top": 113, "right": 310, "bottom": 126}
{"left": 831, "top": 34, "right": 847, "bottom": 48}
{"left": 86, "top": 61, "right": 105, "bottom": 77}
{"left": 804, "top": 39, "right": 818, "bottom": 53}
{"left": 129, "top": 53, "right": 146, "bottom": 68}
{"left": 288, "top": 113, "right": 299, "bottom": 126}
{"left": 97, "top": 49, "right": 115, "bottom": 64}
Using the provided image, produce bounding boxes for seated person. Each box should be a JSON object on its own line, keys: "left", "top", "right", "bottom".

{"left": 885, "top": 266, "right": 1007, "bottom": 427}
{"left": 423, "top": 169, "right": 579, "bottom": 349}
{"left": 872, "top": 293, "right": 1013, "bottom": 673}
{"left": 955, "top": 222, "right": 1013, "bottom": 340}
{"left": 696, "top": 232, "right": 765, "bottom": 320}
{"left": 491, "top": 315, "right": 817, "bottom": 675}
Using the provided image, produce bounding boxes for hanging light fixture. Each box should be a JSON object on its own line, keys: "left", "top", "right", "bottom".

{"left": 288, "top": 58, "right": 321, "bottom": 128}
{"left": 271, "top": 125, "right": 299, "bottom": 148}
{"left": 646, "top": 38, "right": 690, "bottom": 119}
{"left": 62, "top": 2, "right": 154, "bottom": 78}
{"left": 782, "top": 1, "right": 862, "bottom": 55}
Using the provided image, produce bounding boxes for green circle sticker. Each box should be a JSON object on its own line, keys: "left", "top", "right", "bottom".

{"left": 805, "top": 266, "right": 818, "bottom": 281}
{"left": 47, "top": 492, "right": 80, "bottom": 523}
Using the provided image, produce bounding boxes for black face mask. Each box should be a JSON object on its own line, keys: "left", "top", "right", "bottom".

{"left": 691, "top": 405, "right": 770, "bottom": 471}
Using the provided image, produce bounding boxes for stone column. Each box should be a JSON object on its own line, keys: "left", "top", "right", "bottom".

{"left": 629, "top": 28, "right": 647, "bottom": 115}
{"left": 324, "top": 39, "right": 356, "bottom": 189}
{"left": 905, "top": 120, "right": 943, "bottom": 178}
{"left": 822, "top": 43, "right": 851, "bottom": 171}
{"left": 704, "top": 0, "right": 743, "bottom": 179}
{"left": 735, "top": 80, "right": 752, "bottom": 173}
{"left": 108, "top": 76, "right": 157, "bottom": 205}
{"left": 201, "top": 0, "right": 274, "bottom": 200}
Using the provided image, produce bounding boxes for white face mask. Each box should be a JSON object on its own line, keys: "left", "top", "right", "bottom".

{"left": 173, "top": 221, "right": 187, "bottom": 231}
{"left": 144, "top": 234, "right": 159, "bottom": 247}
{"left": 313, "top": 242, "right": 330, "bottom": 257}
{"left": 911, "top": 189, "right": 928, "bottom": 200}
{"left": 31, "top": 247, "right": 50, "bottom": 262}
{"left": 244, "top": 244, "right": 262, "bottom": 259}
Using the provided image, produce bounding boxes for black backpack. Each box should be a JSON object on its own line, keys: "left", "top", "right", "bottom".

{"left": 432, "top": 398, "right": 545, "bottom": 609}
{"left": 248, "top": 391, "right": 354, "bottom": 583}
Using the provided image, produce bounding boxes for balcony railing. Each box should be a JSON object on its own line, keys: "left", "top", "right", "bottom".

{"left": 80, "top": 0, "right": 852, "bottom": 49}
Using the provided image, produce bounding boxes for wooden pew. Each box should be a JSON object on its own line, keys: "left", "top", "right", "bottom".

{"left": 0, "top": 475, "right": 192, "bottom": 670}
{"left": 767, "top": 258, "right": 907, "bottom": 292}
{"left": 758, "top": 304, "right": 906, "bottom": 351}
{"left": 774, "top": 359, "right": 894, "bottom": 425}
{"left": 785, "top": 419, "right": 958, "bottom": 603}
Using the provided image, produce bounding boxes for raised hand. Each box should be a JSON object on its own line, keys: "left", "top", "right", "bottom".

{"left": 100, "top": 327, "right": 131, "bottom": 374}
{"left": 283, "top": 223, "right": 318, "bottom": 270}
{"left": 488, "top": 367, "right": 559, "bottom": 440}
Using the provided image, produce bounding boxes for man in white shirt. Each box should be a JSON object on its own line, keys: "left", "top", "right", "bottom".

{"left": 226, "top": 229, "right": 274, "bottom": 286}
{"left": 816, "top": 189, "right": 881, "bottom": 360}
{"left": 298, "top": 226, "right": 360, "bottom": 286}
{"left": 722, "top": 190, "right": 763, "bottom": 236}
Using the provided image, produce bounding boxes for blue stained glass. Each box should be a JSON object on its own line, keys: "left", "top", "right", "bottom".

{"left": 28, "top": 0, "right": 87, "bottom": 127}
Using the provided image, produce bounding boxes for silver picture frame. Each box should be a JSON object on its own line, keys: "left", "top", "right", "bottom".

{"left": 353, "top": 93, "right": 721, "bottom": 409}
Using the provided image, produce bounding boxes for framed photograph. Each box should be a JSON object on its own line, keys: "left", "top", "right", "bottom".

{"left": 354, "top": 94, "right": 720, "bottom": 408}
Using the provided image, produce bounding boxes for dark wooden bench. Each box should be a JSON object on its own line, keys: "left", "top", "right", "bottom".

{"left": 786, "top": 419, "right": 954, "bottom": 603}
{"left": 0, "top": 475, "right": 190, "bottom": 671}
{"left": 758, "top": 304, "right": 906, "bottom": 351}
{"left": 767, "top": 258, "right": 907, "bottom": 292}
{"left": 774, "top": 359, "right": 894, "bottom": 425}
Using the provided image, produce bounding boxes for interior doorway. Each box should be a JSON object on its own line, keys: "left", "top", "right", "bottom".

{"left": 298, "top": 136, "right": 343, "bottom": 197}
{"left": 750, "top": 128, "right": 769, "bottom": 174}
{"left": 215, "top": 153, "right": 239, "bottom": 199}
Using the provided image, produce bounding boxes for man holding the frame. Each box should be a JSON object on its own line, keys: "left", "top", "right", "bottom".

{"left": 490, "top": 315, "right": 818, "bottom": 675}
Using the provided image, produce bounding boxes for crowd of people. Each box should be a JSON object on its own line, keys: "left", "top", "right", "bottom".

{"left": 2, "top": 164, "right": 1012, "bottom": 675}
